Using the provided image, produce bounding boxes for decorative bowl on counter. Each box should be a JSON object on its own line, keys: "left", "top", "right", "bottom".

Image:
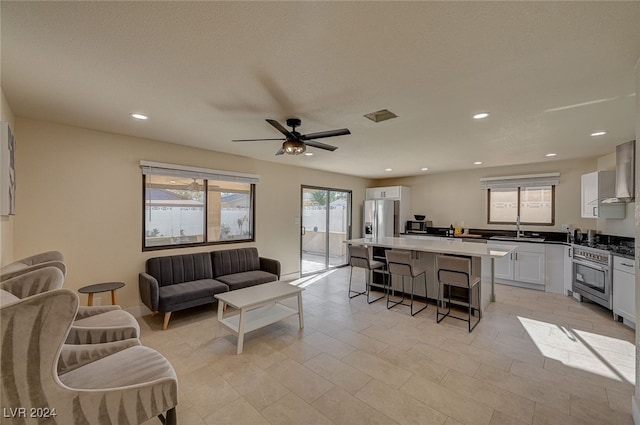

{"left": 414, "top": 215, "right": 426, "bottom": 221}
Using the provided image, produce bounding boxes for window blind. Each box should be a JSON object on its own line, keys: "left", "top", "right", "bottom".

{"left": 480, "top": 172, "right": 559, "bottom": 190}
{"left": 140, "top": 161, "right": 260, "bottom": 184}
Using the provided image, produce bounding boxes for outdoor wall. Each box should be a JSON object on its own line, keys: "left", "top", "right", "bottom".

{"left": 12, "top": 117, "right": 372, "bottom": 310}
{"left": 374, "top": 157, "right": 636, "bottom": 238}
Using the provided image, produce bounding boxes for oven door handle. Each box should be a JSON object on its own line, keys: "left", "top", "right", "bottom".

{"left": 572, "top": 259, "right": 607, "bottom": 271}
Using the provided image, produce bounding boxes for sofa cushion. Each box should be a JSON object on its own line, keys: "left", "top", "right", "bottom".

{"left": 69, "top": 310, "right": 140, "bottom": 344}
{"left": 158, "top": 279, "right": 227, "bottom": 311}
{"left": 147, "top": 253, "right": 213, "bottom": 286}
{"left": 215, "top": 271, "right": 277, "bottom": 291}
{"left": 211, "top": 248, "right": 261, "bottom": 278}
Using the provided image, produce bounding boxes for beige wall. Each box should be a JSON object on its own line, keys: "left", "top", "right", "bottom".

{"left": 12, "top": 118, "right": 372, "bottom": 309}
{"left": 373, "top": 157, "right": 636, "bottom": 237}
{"left": 0, "top": 88, "right": 15, "bottom": 266}
{"left": 7, "top": 114, "right": 636, "bottom": 312}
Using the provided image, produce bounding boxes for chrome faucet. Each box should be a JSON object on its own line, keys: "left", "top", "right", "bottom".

{"left": 516, "top": 216, "right": 523, "bottom": 238}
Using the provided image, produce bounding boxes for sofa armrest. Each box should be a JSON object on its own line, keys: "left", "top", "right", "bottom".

{"left": 76, "top": 305, "right": 121, "bottom": 319}
{"left": 58, "top": 338, "right": 141, "bottom": 375}
{"left": 139, "top": 272, "right": 160, "bottom": 312}
{"left": 259, "top": 257, "right": 281, "bottom": 279}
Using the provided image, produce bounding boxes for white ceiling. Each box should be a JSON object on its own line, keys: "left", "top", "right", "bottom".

{"left": 2, "top": 1, "right": 639, "bottom": 178}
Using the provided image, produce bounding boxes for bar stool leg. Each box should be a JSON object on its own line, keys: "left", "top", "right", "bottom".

{"left": 348, "top": 266, "right": 366, "bottom": 299}
{"left": 111, "top": 290, "right": 118, "bottom": 305}
{"left": 367, "top": 268, "right": 385, "bottom": 304}
{"left": 387, "top": 274, "right": 408, "bottom": 310}
{"left": 409, "top": 273, "right": 428, "bottom": 316}
{"left": 87, "top": 293, "right": 94, "bottom": 306}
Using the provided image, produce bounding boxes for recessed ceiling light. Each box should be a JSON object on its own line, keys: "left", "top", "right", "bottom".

{"left": 304, "top": 152, "right": 314, "bottom": 156}
{"left": 474, "top": 161, "right": 483, "bottom": 165}
{"left": 421, "top": 167, "right": 429, "bottom": 171}
{"left": 473, "top": 112, "right": 490, "bottom": 120}
{"left": 545, "top": 153, "right": 557, "bottom": 157}
{"left": 385, "top": 168, "right": 393, "bottom": 172}
{"left": 130, "top": 113, "right": 148, "bottom": 120}
{"left": 591, "top": 131, "right": 607, "bottom": 137}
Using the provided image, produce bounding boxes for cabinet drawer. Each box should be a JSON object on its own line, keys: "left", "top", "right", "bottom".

{"left": 613, "top": 256, "right": 636, "bottom": 273}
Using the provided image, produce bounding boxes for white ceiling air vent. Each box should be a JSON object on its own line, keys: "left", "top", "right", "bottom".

{"left": 364, "top": 109, "right": 398, "bottom": 123}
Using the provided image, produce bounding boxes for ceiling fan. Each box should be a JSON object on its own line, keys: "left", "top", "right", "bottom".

{"left": 232, "top": 118, "right": 351, "bottom": 155}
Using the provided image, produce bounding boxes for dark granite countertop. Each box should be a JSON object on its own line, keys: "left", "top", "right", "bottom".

{"left": 403, "top": 227, "right": 635, "bottom": 257}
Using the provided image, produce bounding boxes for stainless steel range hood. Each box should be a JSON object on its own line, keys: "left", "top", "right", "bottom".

{"left": 600, "top": 140, "right": 635, "bottom": 204}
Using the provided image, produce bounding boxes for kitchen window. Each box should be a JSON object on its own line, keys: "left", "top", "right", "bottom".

{"left": 481, "top": 173, "right": 559, "bottom": 225}
{"left": 141, "top": 161, "right": 259, "bottom": 250}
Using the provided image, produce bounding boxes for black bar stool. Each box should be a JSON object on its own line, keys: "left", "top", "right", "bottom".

{"left": 436, "top": 255, "right": 481, "bottom": 332}
{"left": 348, "top": 245, "right": 386, "bottom": 303}
{"left": 385, "top": 250, "right": 428, "bottom": 316}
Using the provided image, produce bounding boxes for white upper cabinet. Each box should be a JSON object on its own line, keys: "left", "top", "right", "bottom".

{"left": 366, "top": 186, "right": 405, "bottom": 200}
{"left": 581, "top": 171, "right": 625, "bottom": 219}
{"left": 366, "top": 186, "right": 412, "bottom": 232}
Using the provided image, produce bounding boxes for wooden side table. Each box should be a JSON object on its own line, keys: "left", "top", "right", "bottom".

{"left": 78, "top": 282, "right": 125, "bottom": 306}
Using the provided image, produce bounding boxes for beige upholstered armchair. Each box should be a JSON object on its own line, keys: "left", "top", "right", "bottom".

{"left": 0, "top": 250, "right": 66, "bottom": 281}
{"left": 0, "top": 266, "right": 140, "bottom": 344}
{"left": 1, "top": 288, "right": 178, "bottom": 425}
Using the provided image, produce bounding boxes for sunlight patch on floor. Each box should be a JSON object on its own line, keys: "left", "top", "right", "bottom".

{"left": 288, "top": 269, "right": 339, "bottom": 288}
{"left": 518, "top": 316, "right": 636, "bottom": 385}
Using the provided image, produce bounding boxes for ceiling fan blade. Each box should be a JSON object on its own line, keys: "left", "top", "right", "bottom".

{"left": 303, "top": 140, "right": 338, "bottom": 151}
{"left": 266, "top": 119, "right": 295, "bottom": 138}
{"left": 275, "top": 147, "right": 285, "bottom": 156}
{"left": 301, "top": 128, "right": 350, "bottom": 140}
{"left": 232, "top": 138, "right": 285, "bottom": 142}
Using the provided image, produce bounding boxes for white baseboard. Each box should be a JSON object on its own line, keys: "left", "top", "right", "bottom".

{"left": 280, "top": 271, "right": 301, "bottom": 281}
{"left": 632, "top": 396, "right": 640, "bottom": 425}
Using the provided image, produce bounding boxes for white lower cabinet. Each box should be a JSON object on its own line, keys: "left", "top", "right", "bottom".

{"left": 545, "top": 244, "right": 567, "bottom": 294}
{"left": 492, "top": 246, "right": 515, "bottom": 280}
{"left": 487, "top": 241, "right": 545, "bottom": 290}
{"left": 613, "top": 256, "right": 636, "bottom": 327}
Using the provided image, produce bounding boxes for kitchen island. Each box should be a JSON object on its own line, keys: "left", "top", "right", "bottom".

{"left": 345, "top": 237, "right": 516, "bottom": 312}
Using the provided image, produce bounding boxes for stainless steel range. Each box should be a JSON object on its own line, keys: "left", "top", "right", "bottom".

{"left": 572, "top": 244, "right": 612, "bottom": 310}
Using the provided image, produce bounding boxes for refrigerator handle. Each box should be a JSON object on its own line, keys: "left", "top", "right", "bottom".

{"left": 301, "top": 226, "right": 306, "bottom": 235}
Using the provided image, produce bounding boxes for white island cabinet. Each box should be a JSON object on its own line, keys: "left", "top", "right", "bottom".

{"left": 347, "top": 236, "right": 515, "bottom": 311}
{"left": 613, "top": 256, "right": 636, "bottom": 328}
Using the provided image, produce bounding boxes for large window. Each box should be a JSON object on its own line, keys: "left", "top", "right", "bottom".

{"left": 482, "top": 173, "right": 559, "bottom": 226}
{"left": 488, "top": 186, "right": 554, "bottom": 225}
{"left": 142, "top": 161, "right": 258, "bottom": 250}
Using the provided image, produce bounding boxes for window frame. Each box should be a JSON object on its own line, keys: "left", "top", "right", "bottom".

{"left": 487, "top": 186, "right": 555, "bottom": 226}
{"left": 141, "top": 163, "right": 257, "bottom": 251}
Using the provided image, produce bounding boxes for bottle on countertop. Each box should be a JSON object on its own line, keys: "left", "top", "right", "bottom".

{"left": 449, "top": 224, "right": 454, "bottom": 237}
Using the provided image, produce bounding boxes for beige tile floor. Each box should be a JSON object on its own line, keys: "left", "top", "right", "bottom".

{"left": 138, "top": 267, "right": 636, "bottom": 425}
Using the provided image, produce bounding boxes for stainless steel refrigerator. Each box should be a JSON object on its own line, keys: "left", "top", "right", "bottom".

{"left": 363, "top": 199, "right": 399, "bottom": 240}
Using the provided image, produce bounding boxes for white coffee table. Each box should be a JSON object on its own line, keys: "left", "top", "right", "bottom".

{"left": 214, "top": 281, "right": 304, "bottom": 354}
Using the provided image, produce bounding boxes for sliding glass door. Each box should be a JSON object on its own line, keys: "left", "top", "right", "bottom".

{"left": 301, "top": 186, "right": 352, "bottom": 275}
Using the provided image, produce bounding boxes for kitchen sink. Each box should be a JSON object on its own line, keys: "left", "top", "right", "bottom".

{"left": 489, "top": 235, "right": 546, "bottom": 242}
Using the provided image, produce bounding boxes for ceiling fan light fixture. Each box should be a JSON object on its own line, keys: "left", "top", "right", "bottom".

{"left": 283, "top": 140, "right": 306, "bottom": 155}
{"left": 364, "top": 109, "right": 398, "bottom": 123}
{"left": 186, "top": 178, "right": 202, "bottom": 191}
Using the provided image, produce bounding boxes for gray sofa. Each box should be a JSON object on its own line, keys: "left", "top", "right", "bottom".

{"left": 139, "top": 248, "right": 281, "bottom": 329}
